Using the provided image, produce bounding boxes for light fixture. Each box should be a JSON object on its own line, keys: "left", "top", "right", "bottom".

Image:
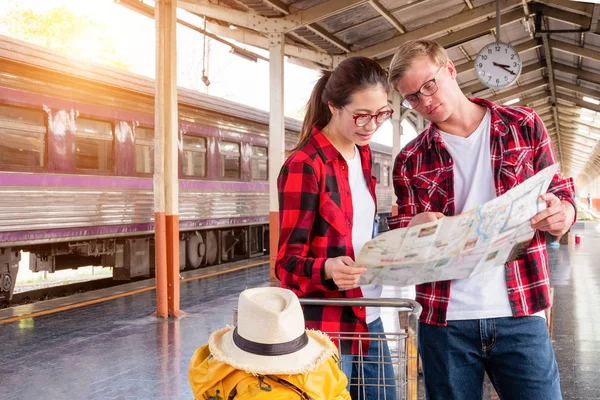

{"left": 229, "top": 48, "right": 258, "bottom": 63}
{"left": 583, "top": 96, "right": 600, "bottom": 105}
{"left": 503, "top": 97, "right": 520, "bottom": 105}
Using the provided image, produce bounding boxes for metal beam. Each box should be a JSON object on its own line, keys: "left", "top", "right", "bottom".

{"left": 514, "top": 92, "right": 550, "bottom": 106}
{"left": 555, "top": 79, "right": 600, "bottom": 101}
{"left": 461, "top": 62, "right": 545, "bottom": 94}
{"left": 542, "top": 0, "right": 593, "bottom": 15}
{"left": 550, "top": 39, "right": 600, "bottom": 63}
{"left": 259, "top": 0, "right": 351, "bottom": 54}
{"left": 553, "top": 62, "right": 600, "bottom": 86}
{"left": 485, "top": 79, "right": 548, "bottom": 103}
{"left": 282, "top": 0, "right": 368, "bottom": 27}
{"left": 180, "top": 0, "right": 368, "bottom": 33}
{"left": 117, "top": 0, "right": 269, "bottom": 61}
{"left": 305, "top": 24, "right": 351, "bottom": 52}
{"left": 349, "top": 0, "right": 522, "bottom": 60}
{"left": 368, "top": 0, "right": 406, "bottom": 33}
{"left": 591, "top": 4, "right": 600, "bottom": 33}
{"left": 558, "top": 112, "right": 600, "bottom": 131}
{"left": 454, "top": 39, "right": 541, "bottom": 75}
{"left": 542, "top": 33, "right": 563, "bottom": 165}
{"left": 178, "top": 0, "right": 297, "bottom": 32}
{"left": 203, "top": 19, "right": 334, "bottom": 67}
{"left": 262, "top": 0, "right": 290, "bottom": 15}
{"left": 535, "top": 3, "right": 591, "bottom": 28}
{"left": 559, "top": 94, "right": 600, "bottom": 114}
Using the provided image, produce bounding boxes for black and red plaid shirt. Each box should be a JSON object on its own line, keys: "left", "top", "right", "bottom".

{"left": 276, "top": 127, "right": 377, "bottom": 354}
{"left": 388, "top": 98, "right": 576, "bottom": 326}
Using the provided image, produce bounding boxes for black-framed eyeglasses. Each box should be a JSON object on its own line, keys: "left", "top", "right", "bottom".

{"left": 341, "top": 106, "right": 394, "bottom": 127}
{"left": 401, "top": 64, "right": 444, "bottom": 109}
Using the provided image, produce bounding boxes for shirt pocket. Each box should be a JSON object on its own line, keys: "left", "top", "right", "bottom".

{"left": 316, "top": 191, "right": 348, "bottom": 237}
{"left": 501, "top": 148, "right": 535, "bottom": 188}
{"left": 411, "top": 168, "right": 447, "bottom": 212}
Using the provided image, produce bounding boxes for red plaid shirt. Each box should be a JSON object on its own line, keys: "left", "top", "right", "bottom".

{"left": 388, "top": 98, "right": 576, "bottom": 326}
{"left": 276, "top": 127, "right": 376, "bottom": 354}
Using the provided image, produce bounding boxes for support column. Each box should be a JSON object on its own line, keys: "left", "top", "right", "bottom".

{"left": 268, "top": 33, "right": 285, "bottom": 283}
{"left": 391, "top": 92, "right": 403, "bottom": 217}
{"left": 417, "top": 113, "right": 425, "bottom": 132}
{"left": 155, "top": 0, "right": 180, "bottom": 317}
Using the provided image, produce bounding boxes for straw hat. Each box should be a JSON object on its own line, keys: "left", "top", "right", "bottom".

{"left": 208, "top": 287, "right": 337, "bottom": 375}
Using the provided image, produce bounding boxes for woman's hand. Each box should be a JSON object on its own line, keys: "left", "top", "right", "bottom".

{"left": 324, "top": 256, "right": 367, "bottom": 290}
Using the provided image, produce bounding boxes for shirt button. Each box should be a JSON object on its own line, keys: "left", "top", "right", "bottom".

{"left": 342, "top": 165, "right": 345, "bottom": 170}
{"left": 347, "top": 220, "right": 351, "bottom": 226}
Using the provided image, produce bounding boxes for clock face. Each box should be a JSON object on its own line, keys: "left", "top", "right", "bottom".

{"left": 474, "top": 42, "right": 522, "bottom": 89}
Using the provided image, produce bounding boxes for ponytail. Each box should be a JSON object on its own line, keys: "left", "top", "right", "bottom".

{"left": 292, "top": 71, "right": 332, "bottom": 151}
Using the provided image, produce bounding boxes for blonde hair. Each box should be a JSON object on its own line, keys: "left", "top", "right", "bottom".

{"left": 388, "top": 39, "right": 449, "bottom": 92}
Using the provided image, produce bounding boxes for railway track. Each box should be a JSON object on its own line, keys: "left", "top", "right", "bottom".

{"left": 0, "top": 257, "right": 270, "bottom": 316}
{"left": 1, "top": 277, "right": 122, "bottom": 309}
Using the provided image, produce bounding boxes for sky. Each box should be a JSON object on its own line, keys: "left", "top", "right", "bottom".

{"left": 0, "top": 0, "right": 417, "bottom": 146}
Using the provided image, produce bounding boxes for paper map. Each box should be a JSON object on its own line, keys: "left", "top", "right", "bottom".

{"left": 355, "top": 163, "right": 559, "bottom": 286}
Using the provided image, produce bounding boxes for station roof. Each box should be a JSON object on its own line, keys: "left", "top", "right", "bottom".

{"left": 118, "top": 0, "right": 600, "bottom": 186}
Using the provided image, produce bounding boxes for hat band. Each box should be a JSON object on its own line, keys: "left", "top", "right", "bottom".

{"left": 233, "top": 327, "right": 309, "bottom": 356}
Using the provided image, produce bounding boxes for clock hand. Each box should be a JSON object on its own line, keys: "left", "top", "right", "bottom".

{"left": 493, "top": 62, "right": 516, "bottom": 76}
{"left": 492, "top": 62, "right": 511, "bottom": 68}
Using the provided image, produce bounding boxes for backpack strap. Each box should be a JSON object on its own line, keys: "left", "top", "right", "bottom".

{"left": 263, "top": 375, "right": 314, "bottom": 400}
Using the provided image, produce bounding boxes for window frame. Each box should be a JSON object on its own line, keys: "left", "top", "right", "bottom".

{"left": 134, "top": 125, "right": 155, "bottom": 176}
{"left": 181, "top": 132, "right": 208, "bottom": 179}
{"left": 251, "top": 145, "right": 268, "bottom": 181}
{"left": 219, "top": 140, "right": 242, "bottom": 180}
{"left": 73, "top": 116, "right": 115, "bottom": 174}
{"left": 0, "top": 102, "right": 48, "bottom": 172}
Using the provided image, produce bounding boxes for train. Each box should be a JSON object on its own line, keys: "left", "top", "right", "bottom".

{"left": 0, "top": 35, "right": 394, "bottom": 301}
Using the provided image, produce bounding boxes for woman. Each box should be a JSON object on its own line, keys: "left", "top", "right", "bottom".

{"left": 275, "top": 56, "right": 395, "bottom": 399}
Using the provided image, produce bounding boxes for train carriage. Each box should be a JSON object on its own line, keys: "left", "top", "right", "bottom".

{"left": 0, "top": 35, "right": 393, "bottom": 301}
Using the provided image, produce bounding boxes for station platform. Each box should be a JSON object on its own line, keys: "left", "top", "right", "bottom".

{"left": 1, "top": 227, "right": 599, "bottom": 400}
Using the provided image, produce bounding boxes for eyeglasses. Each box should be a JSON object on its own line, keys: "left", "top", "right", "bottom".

{"left": 341, "top": 106, "right": 394, "bottom": 127}
{"left": 401, "top": 64, "right": 444, "bottom": 109}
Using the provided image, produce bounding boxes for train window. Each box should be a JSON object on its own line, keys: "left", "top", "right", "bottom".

{"left": 383, "top": 165, "right": 390, "bottom": 187}
{"left": 373, "top": 162, "right": 381, "bottom": 184}
{"left": 182, "top": 135, "right": 207, "bottom": 177}
{"left": 75, "top": 118, "right": 114, "bottom": 171}
{"left": 220, "top": 141, "right": 240, "bottom": 179}
{"left": 135, "top": 126, "right": 154, "bottom": 174}
{"left": 0, "top": 104, "right": 46, "bottom": 168}
{"left": 251, "top": 146, "right": 268, "bottom": 180}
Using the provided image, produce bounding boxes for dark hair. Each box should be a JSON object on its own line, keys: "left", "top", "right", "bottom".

{"left": 293, "top": 56, "right": 389, "bottom": 151}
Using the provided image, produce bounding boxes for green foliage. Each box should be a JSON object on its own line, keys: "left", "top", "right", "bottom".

{"left": 0, "top": 5, "right": 130, "bottom": 70}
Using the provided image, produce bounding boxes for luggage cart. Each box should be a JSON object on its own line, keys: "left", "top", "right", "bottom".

{"left": 299, "top": 298, "right": 421, "bottom": 400}
{"left": 234, "top": 297, "right": 421, "bottom": 400}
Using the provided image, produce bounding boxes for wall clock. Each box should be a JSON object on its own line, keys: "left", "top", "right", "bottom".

{"left": 474, "top": 41, "right": 522, "bottom": 89}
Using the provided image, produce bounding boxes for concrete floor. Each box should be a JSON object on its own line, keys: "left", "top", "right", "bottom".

{"left": 1, "top": 228, "right": 598, "bottom": 399}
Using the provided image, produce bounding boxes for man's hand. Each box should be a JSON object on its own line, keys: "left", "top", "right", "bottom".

{"left": 324, "top": 256, "right": 366, "bottom": 290}
{"left": 407, "top": 212, "right": 445, "bottom": 227}
{"left": 530, "top": 193, "right": 575, "bottom": 237}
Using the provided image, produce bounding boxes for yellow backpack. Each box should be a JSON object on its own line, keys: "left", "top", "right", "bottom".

{"left": 189, "top": 345, "right": 350, "bottom": 400}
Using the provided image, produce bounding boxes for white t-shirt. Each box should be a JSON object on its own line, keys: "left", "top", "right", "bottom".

{"left": 344, "top": 147, "right": 382, "bottom": 324}
{"left": 440, "top": 110, "right": 520, "bottom": 320}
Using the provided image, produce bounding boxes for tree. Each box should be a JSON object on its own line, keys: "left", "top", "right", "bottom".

{"left": 0, "top": 5, "right": 130, "bottom": 70}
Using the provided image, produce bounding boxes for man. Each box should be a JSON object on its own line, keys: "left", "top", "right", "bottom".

{"left": 387, "top": 39, "right": 576, "bottom": 399}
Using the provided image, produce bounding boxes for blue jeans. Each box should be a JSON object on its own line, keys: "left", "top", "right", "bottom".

{"left": 419, "top": 316, "right": 561, "bottom": 400}
{"left": 341, "top": 317, "right": 397, "bottom": 400}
